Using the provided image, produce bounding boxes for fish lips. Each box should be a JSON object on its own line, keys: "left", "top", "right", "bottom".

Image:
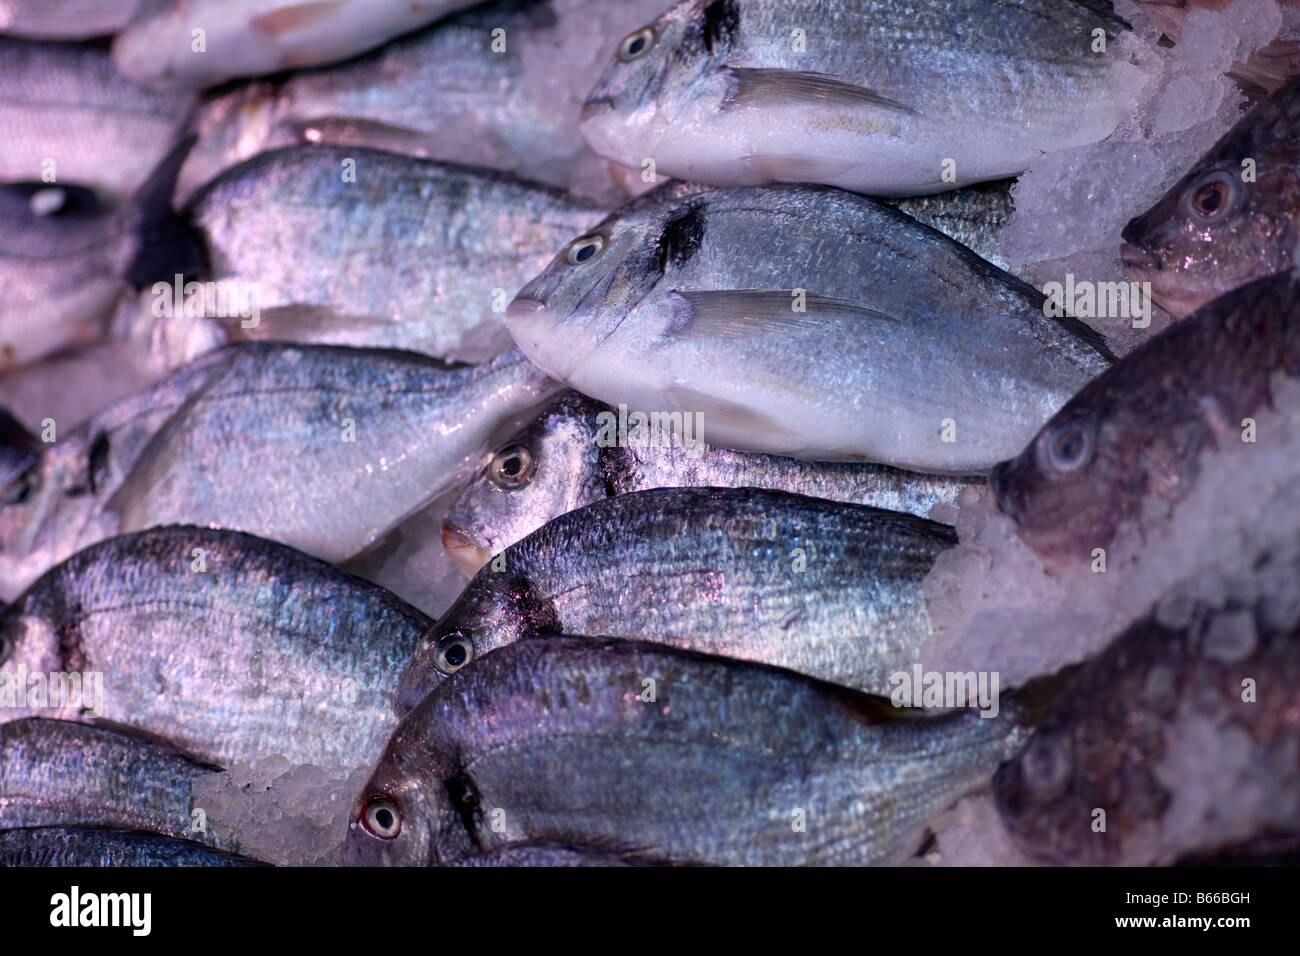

{"left": 441, "top": 522, "right": 490, "bottom": 576}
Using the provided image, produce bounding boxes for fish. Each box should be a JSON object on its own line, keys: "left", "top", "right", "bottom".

{"left": 0, "top": 719, "right": 219, "bottom": 844}
{"left": 1132, "top": 0, "right": 1300, "bottom": 90}
{"left": 0, "top": 826, "right": 266, "bottom": 866}
{"left": 0, "top": 138, "right": 206, "bottom": 370}
{"left": 176, "top": 0, "right": 676, "bottom": 204}
{"left": 506, "top": 184, "right": 1113, "bottom": 474}
{"left": 885, "top": 180, "right": 1016, "bottom": 273}
{"left": 1120, "top": 76, "right": 1300, "bottom": 318}
{"left": 991, "top": 270, "right": 1300, "bottom": 565}
{"left": 0, "top": 526, "right": 434, "bottom": 768}
{"left": 578, "top": 0, "right": 1127, "bottom": 196}
{"left": 399, "top": 486, "right": 956, "bottom": 711}
{"left": 0, "top": 36, "right": 195, "bottom": 202}
{"left": 442, "top": 391, "right": 981, "bottom": 573}
{"left": 0, "top": 0, "right": 143, "bottom": 39}
{"left": 112, "top": 0, "right": 482, "bottom": 88}
{"left": 0, "top": 343, "right": 560, "bottom": 598}
{"left": 162, "top": 145, "right": 605, "bottom": 365}
{"left": 994, "top": 553, "right": 1300, "bottom": 865}
{"left": 447, "top": 844, "right": 660, "bottom": 867}
{"left": 350, "top": 636, "right": 1040, "bottom": 866}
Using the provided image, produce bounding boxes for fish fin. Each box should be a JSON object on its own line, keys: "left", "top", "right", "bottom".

{"left": 666, "top": 290, "right": 900, "bottom": 341}
{"left": 276, "top": 117, "right": 435, "bottom": 157}
{"left": 211, "top": 304, "right": 395, "bottom": 343}
{"left": 737, "top": 153, "right": 858, "bottom": 184}
{"left": 123, "top": 133, "right": 208, "bottom": 291}
{"left": 250, "top": 0, "right": 349, "bottom": 35}
{"left": 723, "top": 68, "right": 919, "bottom": 115}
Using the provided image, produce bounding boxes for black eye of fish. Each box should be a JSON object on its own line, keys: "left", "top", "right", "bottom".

{"left": 436, "top": 633, "right": 473, "bottom": 674}
{"left": 619, "top": 27, "right": 655, "bottom": 61}
{"left": 1183, "top": 170, "right": 1239, "bottom": 224}
{"left": 4, "top": 478, "right": 30, "bottom": 506}
{"left": 1022, "top": 737, "right": 1071, "bottom": 798}
{"left": 488, "top": 445, "right": 535, "bottom": 489}
{"left": 1039, "top": 422, "right": 1093, "bottom": 474}
{"left": 363, "top": 798, "right": 401, "bottom": 839}
{"left": 566, "top": 234, "right": 605, "bottom": 265}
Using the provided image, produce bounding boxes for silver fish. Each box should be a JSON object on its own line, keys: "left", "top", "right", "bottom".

{"left": 0, "top": 36, "right": 194, "bottom": 202}
{"left": 177, "top": 0, "right": 675, "bottom": 204}
{"left": 399, "top": 486, "right": 956, "bottom": 710}
{"left": 0, "top": 826, "right": 265, "bottom": 866}
{"left": 166, "top": 146, "right": 604, "bottom": 364}
{"left": 113, "top": 0, "right": 479, "bottom": 89}
{"left": 443, "top": 391, "right": 980, "bottom": 573}
{"left": 885, "top": 180, "right": 1016, "bottom": 273}
{"left": 580, "top": 0, "right": 1127, "bottom": 195}
{"left": 0, "top": 343, "right": 560, "bottom": 599}
{"left": 0, "top": 526, "right": 433, "bottom": 768}
{"left": 0, "top": 0, "right": 143, "bottom": 39}
{"left": 0, "top": 718, "right": 218, "bottom": 844}
{"left": 0, "top": 140, "right": 205, "bottom": 370}
{"left": 506, "top": 185, "right": 1113, "bottom": 474}
{"left": 351, "top": 637, "right": 1036, "bottom": 866}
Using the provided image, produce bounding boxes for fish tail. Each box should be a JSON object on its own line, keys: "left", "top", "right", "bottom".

{"left": 122, "top": 133, "right": 209, "bottom": 290}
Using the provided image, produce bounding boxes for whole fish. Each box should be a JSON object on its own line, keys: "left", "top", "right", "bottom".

{"left": 579, "top": 0, "right": 1127, "bottom": 195}
{"left": 506, "top": 185, "right": 1113, "bottom": 474}
{"left": 0, "top": 826, "right": 265, "bottom": 866}
{"left": 0, "top": 37, "right": 194, "bottom": 201}
{"left": 0, "top": 526, "right": 433, "bottom": 768}
{"left": 165, "top": 146, "right": 604, "bottom": 364}
{"left": 399, "top": 486, "right": 956, "bottom": 711}
{"left": 0, "top": 0, "right": 143, "bottom": 39}
{"left": 995, "top": 561, "right": 1300, "bottom": 865}
{"left": 991, "top": 270, "right": 1300, "bottom": 565}
{"left": 113, "top": 0, "right": 479, "bottom": 88}
{"left": 885, "top": 181, "right": 1016, "bottom": 273}
{"left": 1121, "top": 76, "right": 1300, "bottom": 317}
{"left": 177, "top": 0, "right": 675, "bottom": 204}
{"left": 443, "top": 391, "right": 980, "bottom": 573}
{"left": 0, "top": 719, "right": 218, "bottom": 843}
{"left": 351, "top": 637, "right": 1037, "bottom": 866}
{"left": 0, "top": 343, "right": 559, "bottom": 599}
{"left": 0, "top": 141, "right": 205, "bottom": 370}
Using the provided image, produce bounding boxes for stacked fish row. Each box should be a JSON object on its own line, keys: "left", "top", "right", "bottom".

{"left": 0, "top": 0, "right": 1298, "bottom": 867}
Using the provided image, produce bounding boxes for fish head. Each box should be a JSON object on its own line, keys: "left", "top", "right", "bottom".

{"left": 990, "top": 401, "right": 1128, "bottom": 566}
{"left": 345, "top": 716, "right": 462, "bottom": 866}
{"left": 505, "top": 196, "right": 681, "bottom": 381}
{"left": 579, "top": 1, "right": 718, "bottom": 167}
{"left": 442, "top": 393, "right": 608, "bottom": 575}
{"left": 394, "top": 573, "right": 548, "bottom": 715}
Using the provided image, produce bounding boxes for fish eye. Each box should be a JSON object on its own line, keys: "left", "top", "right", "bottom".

{"left": 2, "top": 469, "right": 36, "bottom": 506}
{"left": 618, "top": 27, "right": 656, "bottom": 61}
{"left": 566, "top": 234, "right": 606, "bottom": 265}
{"left": 434, "top": 631, "right": 474, "bottom": 674}
{"left": 487, "top": 445, "right": 535, "bottom": 490}
{"left": 362, "top": 798, "right": 402, "bottom": 839}
{"left": 1021, "top": 736, "right": 1071, "bottom": 799}
{"left": 1037, "top": 421, "right": 1093, "bottom": 475}
{"left": 1182, "top": 170, "right": 1240, "bottom": 224}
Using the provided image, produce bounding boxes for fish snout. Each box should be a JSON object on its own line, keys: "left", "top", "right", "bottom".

{"left": 579, "top": 98, "right": 614, "bottom": 124}
{"left": 988, "top": 460, "right": 1022, "bottom": 522}
{"left": 1119, "top": 240, "right": 1164, "bottom": 276}
{"left": 441, "top": 522, "right": 491, "bottom": 576}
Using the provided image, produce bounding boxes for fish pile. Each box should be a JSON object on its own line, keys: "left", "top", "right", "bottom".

{"left": 1, "top": 0, "right": 1298, "bottom": 868}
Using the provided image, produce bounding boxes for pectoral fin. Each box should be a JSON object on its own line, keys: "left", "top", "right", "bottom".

{"left": 723, "top": 68, "right": 919, "bottom": 116}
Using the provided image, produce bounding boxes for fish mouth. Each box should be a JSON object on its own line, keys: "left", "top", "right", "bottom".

{"left": 580, "top": 98, "right": 614, "bottom": 124}
{"left": 988, "top": 461, "right": 1022, "bottom": 523}
{"left": 1119, "top": 241, "right": 1164, "bottom": 278}
{"left": 441, "top": 523, "right": 491, "bottom": 575}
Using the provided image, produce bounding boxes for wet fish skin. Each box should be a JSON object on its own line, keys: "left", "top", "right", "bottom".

{"left": 580, "top": 0, "right": 1126, "bottom": 195}
{"left": 990, "top": 271, "right": 1300, "bottom": 565}
{"left": 0, "top": 0, "right": 142, "bottom": 39}
{"left": 177, "top": 0, "right": 673, "bottom": 204}
{"left": 0, "top": 343, "right": 561, "bottom": 598}
{"left": 994, "top": 576, "right": 1300, "bottom": 866}
{"left": 447, "top": 844, "right": 657, "bottom": 867}
{"left": 1121, "top": 76, "right": 1300, "bottom": 317}
{"left": 0, "top": 526, "right": 433, "bottom": 768}
{"left": 0, "top": 826, "right": 267, "bottom": 866}
{"left": 885, "top": 180, "right": 1016, "bottom": 273}
{"left": 506, "top": 184, "right": 1113, "bottom": 474}
{"left": 400, "top": 485, "right": 956, "bottom": 711}
{"left": 0, "top": 719, "right": 218, "bottom": 843}
{"left": 113, "top": 0, "right": 479, "bottom": 89}
{"left": 171, "top": 146, "right": 604, "bottom": 364}
{"left": 0, "top": 36, "right": 194, "bottom": 202}
{"left": 443, "top": 391, "right": 980, "bottom": 572}
{"left": 352, "top": 637, "right": 1033, "bottom": 866}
